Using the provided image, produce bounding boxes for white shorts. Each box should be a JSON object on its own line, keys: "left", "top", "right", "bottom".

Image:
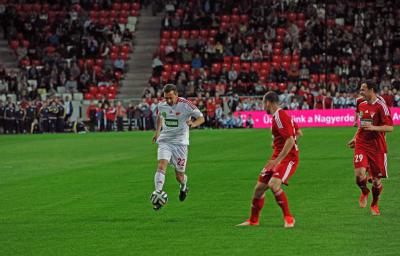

{"left": 157, "top": 143, "right": 188, "bottom": 172}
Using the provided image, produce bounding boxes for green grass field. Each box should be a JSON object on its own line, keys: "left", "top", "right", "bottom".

{"left": 0, "top": 128, "right": 399, "bottom": 256}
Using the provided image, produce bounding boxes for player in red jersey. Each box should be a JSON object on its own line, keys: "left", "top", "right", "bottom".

{"left": 347, "top": 81, "right": 394, "bottom": 216}
{"left": 237, "top": 91, "right": 299, "bottom": 228}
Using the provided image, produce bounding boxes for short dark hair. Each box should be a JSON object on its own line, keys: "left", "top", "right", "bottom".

{"left": 263, "top": 91, "right": 279, "bottom": 103}
{"left": 163, "top": 84, "right": 178, "bottom": 94}
{"left": 362, "top": 80, "right": 378, "bottom": 92}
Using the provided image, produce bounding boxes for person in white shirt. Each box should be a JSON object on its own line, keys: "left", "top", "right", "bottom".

{"left": 151, "top": 84, "right": 205, "bottom": 210}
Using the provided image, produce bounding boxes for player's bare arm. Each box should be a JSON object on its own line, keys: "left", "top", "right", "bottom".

{"left": 265, "top": 136, "right": 295, "bottom": 170}
{"left": 361, "top": 123, "right": 394, "bottom": 132}
{"left": 186, "top": 116, "right": 205, "bottom": 128}
{"left": 152, "top": 115, "right": 162, "bottom": 143}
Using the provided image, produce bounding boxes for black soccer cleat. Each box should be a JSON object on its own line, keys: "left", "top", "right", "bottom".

{"left": 179, "top": 187, "right": 189, "bottom": 202}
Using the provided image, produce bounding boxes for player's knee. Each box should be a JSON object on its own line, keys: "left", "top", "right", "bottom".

{"left": 372, "top": 178, "right": 381, "bottom": 187}
{"left": 354, "top": 168, "right": 366, "bottom": 178}
{"left": 268, "top": 181, "right": 280, "bottom": 192}
{"left": 175, "top": 172, "right": 184, "bottom": 181}
{"left": 157, "top": 160, "right": 168, "bottom": 171}
{"left": 254, "top": 184, "right": 267, "bottom": 198}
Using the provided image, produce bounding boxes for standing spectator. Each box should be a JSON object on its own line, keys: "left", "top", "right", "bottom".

{"left": 106, "top": 102, "right": 116, "bottom": 131}
{"left": 151, "top": 98, "right": 159, "bottom": 130}
{"left": 96, "top": 102, "right": 105, "bottom": 131}
{"left": 116, "top": 101, "right": 126, "bottom": 131}
{"left": 86, "top": 101, "right": 97, "bottom": 132}
{"left": 0, "top": 100, "right": 4, "bottom": 133}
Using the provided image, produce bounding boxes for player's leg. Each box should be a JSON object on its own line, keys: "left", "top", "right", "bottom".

{"left": 155, "top": 144, "right": 172, "bottom": 192}
{"left": 170, "top": 145, "right": 189, "bottom": 201}
{"left": 354, "top": 150, "right": 370, "bottom": 208}
{"left": 369, "top": 153, "right": 386, "bottom": 216}
{"left": 236, "top": 170, "right": 271, "bottom": 226}
{"left": 370, "top": 177, "right": 382, "bottom": 215}
{"left": 268, "top": 177, "right": 294, "bottom": 228}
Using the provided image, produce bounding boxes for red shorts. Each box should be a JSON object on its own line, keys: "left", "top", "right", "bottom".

{"left": 258, "top": 156, "right": 299, "bottom": 185}
{"left": 354, "top": 148, "right": 388, "bottom": 178}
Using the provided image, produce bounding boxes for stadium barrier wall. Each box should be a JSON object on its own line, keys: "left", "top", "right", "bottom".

{"left": 234, "top": 108, "right": 400, "bottom": 128}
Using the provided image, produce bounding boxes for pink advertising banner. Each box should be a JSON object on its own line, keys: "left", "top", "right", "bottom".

{"left": 234, "top": 108, "right": 400, "bottom": 128}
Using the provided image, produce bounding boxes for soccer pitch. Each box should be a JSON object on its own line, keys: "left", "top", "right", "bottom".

{"left": 0, "top": 128, "right": 399, "bottom": 256}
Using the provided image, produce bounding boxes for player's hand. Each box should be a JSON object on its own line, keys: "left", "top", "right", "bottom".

{"left": 186, "top": 119, "right": 195, "bottom": 128}
{"left": 361, "top": 123, "right": 376, "bottom": 131}
{"left": 265, "top": 159, "right": 279, "bottom": 172}
{"left": 347, "top": 138, "right": 355, "bottom": 148}
{"left": 353, "top": 122, "right": 358, "bottom": 127}
{"left": 152, "top": 133, "right": 159, "bottom": 143}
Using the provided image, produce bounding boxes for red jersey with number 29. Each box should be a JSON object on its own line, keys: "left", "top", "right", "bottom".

{"left": 356, "top": 99, "right": 393, "bottom": 153}
{"left": 271, "top": 109, "right": 299, "bottom": 159}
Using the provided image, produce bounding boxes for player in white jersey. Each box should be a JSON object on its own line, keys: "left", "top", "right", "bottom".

{"left": 151, "top": 84, "right": 205, "bottom": 210}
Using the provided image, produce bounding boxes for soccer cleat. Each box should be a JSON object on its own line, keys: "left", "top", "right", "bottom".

{"left": 359, "top": 191, "right": 369, "bottom": 208}
{"left": 370, "top": 205, "right": 380, "bottom": 216}
{"left": 236, "top": 220, "right": 259, "bottom": 227}
{"left": 284, "top": 216, "right": 295, "bottom": 228}
{"left": 179, "top": 187, "right": 189, "bottom": 202}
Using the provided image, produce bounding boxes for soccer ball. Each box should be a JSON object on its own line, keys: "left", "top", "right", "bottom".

{"left": 150, "top": 190, "right": 168, "bottom": 206}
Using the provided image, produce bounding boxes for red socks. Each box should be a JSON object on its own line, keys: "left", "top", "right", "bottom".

{"left": 249, "top": 197, "right": 265, "bottom": 223}
{"left": 371, "top": 184, "right": 383, "bottom": 206}
{"left": 356, "top": 176, "right": 370, "bottom": 195}
{"left": 274, "top": 189, "right": 292, "bottom": 217}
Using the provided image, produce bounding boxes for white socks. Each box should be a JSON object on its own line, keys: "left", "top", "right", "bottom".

{"left": 180, "top": 174, "right": 188, "bottom": 191}
{"left": 154, "top": 170, "right": 165, "bottom": 191}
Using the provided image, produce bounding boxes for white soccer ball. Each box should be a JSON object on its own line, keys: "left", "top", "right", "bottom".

{"left": 150, "top": 190, "right": 168, "bottom": 206}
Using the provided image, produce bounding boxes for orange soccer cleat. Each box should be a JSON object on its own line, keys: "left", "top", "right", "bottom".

{"left": 284, "top": 216, "right": 295, "bottom": 228}
{"left": 359, "top": 191, "right": 370, "bottom": 208}
{"left": 236, "top": 219, "right": 259, "bottom": 227}
{"left": 370, "top": 205, "right": 381, "bottom": 216}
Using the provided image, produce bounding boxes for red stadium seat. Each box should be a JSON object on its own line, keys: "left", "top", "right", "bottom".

{"left": 259, "top": 69, "right": 269, "bottom": 77}
{"left": 251, "top": 62, "right": 260, "bottom": 71}
{"left": 223, "top": 56, "right": 232, "bottom": 64}
{"left": 172, "top": 64, "right": 181, "bottom": 72}
{"left": 200, "top": 30, "right": 209, "bottom": 38}
{"left": 230, "top": 15, "right": 240, "bottom": 24}
{"left": 240, "top": 15, "right": 249, "bottom": 23}
{"left": 181, "top": 30, "right": 190, "bottom": 39}
{"left": 241, "top": 62, "right": 250, "bottom": 71}
{"left": 31, "top": 59, "right": 41, "bottom": 66}
{"left": 98, "top": 86, "right": 107, "bottom": 94}
{"left": 171, "top": 30, "right": 180, "bottom": 39}
{"left": 209, "top": 29, "right": 218, "bottom": 37}
{"left": 183, "top": 64, "right": 191, "bottom": 72}
{"left": 212, "top": 63, "right": 222, "bottom": 73}
{"left": 221, "top": 15, "right": 230, "bottom": 23}
{"left": 190, "top": 30, "right": 199, "bottom": 38}
{"left": 112, "top": 3, "right": 121, "bottom": 10}
{"left": 95, "top": 93, "right": 104, "bottom": 100}
{"left": 276, "top": 28, "right": 286, "bottom": 37}
{"left": 261, "top": 62, "right": 270, "bottom": 70}
{"left": 89, "top": 86, "right": 98, "bottom": 94}
{"left": 162, "top": 31, "right": 171, "bottom": 39}
{"left": 310, "top": 74, "right": 319, "bottom": 82}
{"left": 122, "top": 3, "right": 130, "bottom": 10}
{"left": 288, "top": 13, "right": 297, "bottom": 22}
{"left": 107, "top": 93, "right": 116, "bottom": 100}
{"left": 232, "top": 56, "right": 240, "bottom": 63}
{"left": 86, "top": 59, "right": 94, "bottom": 67}
{"left": 282, "top": 55, "right": 291, "bottom": 63}
{"left": 176, "top": 8, "right": 184, "bottom": 17}
{"left": 132, "top": 2, "right": 140, "bottom": 11}
{"left": 10, "top": 40, "right": 19, "bottom": 50}
{"left": 84, "top": 93, "right": 94, "bottom": 100}
{"left": 120, "top": 10, "right": 129, "bottom": 18}
{"left": 163, "top": 64, "right": 171, "bottom": 72}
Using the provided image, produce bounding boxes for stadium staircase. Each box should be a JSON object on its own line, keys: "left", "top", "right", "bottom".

{"left": 118, "top": 7, "right": 162, "bottom": 101}
{"left": 0, "top": 37, "right": 18, "bottom": 69}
